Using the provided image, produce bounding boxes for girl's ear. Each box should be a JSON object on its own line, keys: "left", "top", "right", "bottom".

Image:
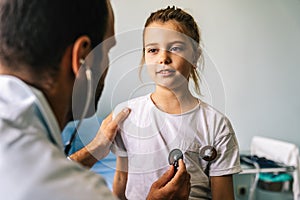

{"left": 71, "top": 35, "right": 92, "bottom": 75}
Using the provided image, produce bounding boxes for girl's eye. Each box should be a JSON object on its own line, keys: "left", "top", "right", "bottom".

{"left": 146, "top": 48, "right": 158, "bottom": 54}
{"left": 170, "top": 46, "right": 183, "bottom": 52}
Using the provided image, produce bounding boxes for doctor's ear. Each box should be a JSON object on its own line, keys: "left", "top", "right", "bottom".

{"left": 72, "top": 36, "right": 92, "bottom": 75}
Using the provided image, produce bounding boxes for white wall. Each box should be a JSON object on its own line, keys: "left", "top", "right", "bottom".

{"left": 97, "top": 0, "right": 300, "bottom": 151}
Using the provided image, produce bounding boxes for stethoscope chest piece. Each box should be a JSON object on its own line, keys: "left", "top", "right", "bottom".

{"left": 199, "top": 145, "right": 217, "bottom": 161}
{"left": 168, "top": 149, "right": 183, "bottom": 169}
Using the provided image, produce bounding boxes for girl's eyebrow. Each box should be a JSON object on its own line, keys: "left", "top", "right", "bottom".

{"left": 145, "top": 41, "right": 186, "bottom": 48}
{"left": 169, "top": 41, "right": 186, "bottom": 46}
{"left": 145, "top": 43, "right": 159, "bottom": 48}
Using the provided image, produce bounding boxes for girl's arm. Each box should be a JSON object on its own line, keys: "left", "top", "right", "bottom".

{"left": 113, "top": 156, "right": 128, "bottom": 200}
{"left": 211, "top": 175, "right": 235, "bottom": 200}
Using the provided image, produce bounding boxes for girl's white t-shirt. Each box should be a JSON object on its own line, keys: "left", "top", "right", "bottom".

{"left": 112, "top": 94, "right": 241, "bottom": 200}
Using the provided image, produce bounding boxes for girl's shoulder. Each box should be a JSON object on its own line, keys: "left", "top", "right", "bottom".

{"left": 113, "top": 94, "right": 152, "bottom": 117}
{"left": 197, "top": 100, "right": 231, "bottom": 123}
{"left": 197, "top": 100, "right": 235, "bottom": 139}
{"left": 198, "top": 100, "right": 223, "bottom": 115}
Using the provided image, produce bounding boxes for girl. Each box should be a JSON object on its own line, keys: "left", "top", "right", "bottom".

{"left": 112, "top": 6, "right": 241, "bottom": 200}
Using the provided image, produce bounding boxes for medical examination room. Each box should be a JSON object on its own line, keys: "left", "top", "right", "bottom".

{"left": 0, "top": 0, "right": 299, "bottom": 200}
{"left": 62, "top": 0, "right": 300, "bottom": 199}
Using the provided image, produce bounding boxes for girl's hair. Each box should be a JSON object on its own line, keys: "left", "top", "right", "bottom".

{"left": 140, "top": 6, "right": 203, "bottom": 95}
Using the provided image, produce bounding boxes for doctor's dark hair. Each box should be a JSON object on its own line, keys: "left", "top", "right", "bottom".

{"left": 140, "top": 6, "right": 203, "bottom": 95}
{"left": 0, "top": 0, "right": 108, "bottom": 72}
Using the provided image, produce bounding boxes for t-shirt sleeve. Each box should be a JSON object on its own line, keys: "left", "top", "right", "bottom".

{"left": 209, "top": 117, "right": 242, "bottom": 176}
{"left": 111, "top": 131, "right": 128, "bottom": 157}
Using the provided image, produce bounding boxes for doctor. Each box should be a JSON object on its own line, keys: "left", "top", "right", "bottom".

{"left": 0, "top": 0, "right": 190, "bottom": 199}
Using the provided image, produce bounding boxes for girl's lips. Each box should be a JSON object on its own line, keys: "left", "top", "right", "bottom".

{"left": 156, "top": 69, "right": 176, "bottom": 77}
{"left": 156, "top": 69, "right": 176, "bottom": 74}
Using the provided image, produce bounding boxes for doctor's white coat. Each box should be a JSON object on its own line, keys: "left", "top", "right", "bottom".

{"left": 0, "top": 75, "right": 117, "bottom": 200}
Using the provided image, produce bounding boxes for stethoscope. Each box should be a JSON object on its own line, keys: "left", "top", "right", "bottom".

{"left": 199, "top": 145, "right": 217, "bottom": 162}
{"left": 168, "top": 145, "right": 217, "bottom": 171}
{"left": 64, "top": 59, "right": 93, "bottom": 155}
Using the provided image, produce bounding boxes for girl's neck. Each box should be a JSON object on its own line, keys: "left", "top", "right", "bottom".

{"left": 151, "top": 86, "right": 199, "bottom": 114}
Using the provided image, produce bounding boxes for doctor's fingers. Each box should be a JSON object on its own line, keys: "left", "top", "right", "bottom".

{"left": 151, "top": 165, "right": 174, "bottom": 189}
{"left": 176, "top": 159, "right": 191, "bottom": 185}
{"left": 169, "top": 159, "right": 191, "bottom": 198}
{"left": 100, "top": 108, "right": 130, "bottom": 141}
{"left": 146, "top": 165, "right": 177, "bottom": 200}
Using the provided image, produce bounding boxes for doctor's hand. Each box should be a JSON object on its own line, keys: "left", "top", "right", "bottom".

{"left": 146, "top": 159, "right": 191, "bottom": 200}
{"left": 69, "top": 108, "right": 130, "bottom": 168}
{"left": 97, "top": 108, "right": 130, "bottom": 141}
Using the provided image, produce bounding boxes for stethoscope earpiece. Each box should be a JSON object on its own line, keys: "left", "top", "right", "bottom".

{"left": 79, "top": 58, "right": 85, "bottom": 65}
{"left": 199, "top": 145, "right": 217, "bottom": 162}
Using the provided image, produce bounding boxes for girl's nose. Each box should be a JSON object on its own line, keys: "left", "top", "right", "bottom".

{"left": 159, "top": 50, "right": 171, "bottom": 65}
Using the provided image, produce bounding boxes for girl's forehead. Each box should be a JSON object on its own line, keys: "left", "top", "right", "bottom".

{"left": 144, "top": 22, "right": 189, "bottom": 44}
{"left": 145, "top": 21, "right": 184, "bottom": 34}
{"left": 146, "top": 21, "right": 181, "bottom": 31}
